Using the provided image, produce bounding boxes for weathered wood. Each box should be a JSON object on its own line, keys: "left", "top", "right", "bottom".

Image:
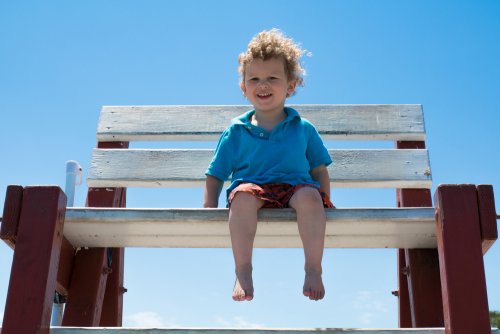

{"left": 97, "top": 104, "right": 426, "bottom": 142}
{"left": 56, "top": 237, "right": 75, "bottom": 296}
{"left": 43, "top": 326, "right": 500, "bottom": 333}
{"left": 62, "top": 207, "right": 436, "bottom": 248}
{"left": 87, "top": 149, "right": 432, "bottom": 189}
{"left": 94, "top": 140, "right": 127, "bottom": 327}
{"left": 62, "top": 248, "right": 109, "bottom": 326}
{"left": 396, "top": 140, "right": 443, "bottom": 329}
{"left": 0, "top": 185, "right": 24, "bottom": 248}
{"left": 476, "top": 185, "right": 498, "bottom": 254}
{"left": 396, "top": 249, "right": 412, "bottom": 327}
{"left": 63, "top": 141, "right": 129, "bottom": 327}
{"left": 434, "top": 185, "right": 491, "bottom": 334}
{"left": 1, "top": 186, "right": 66, "bottom": 334}
{"left": 404, "top": 249, "right": 443, "bottom": 327}
{"left": 100, "top": 248, "right": 125, "bottom": 327}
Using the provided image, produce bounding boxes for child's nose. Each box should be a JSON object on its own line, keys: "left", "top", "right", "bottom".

{"left": 258, "top": 80, "right": 269, "bottom": 88}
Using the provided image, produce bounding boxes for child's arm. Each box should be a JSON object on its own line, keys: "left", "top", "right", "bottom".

{"left": 204, "top": 175, "right": 224, "bottom": 208}
{"left": 310, "top": 164, "right": 330, "bottom": 197}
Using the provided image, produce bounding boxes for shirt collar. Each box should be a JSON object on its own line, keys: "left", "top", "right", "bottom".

{"left": 231, "top": 107, "right": 301, "bottom": 126}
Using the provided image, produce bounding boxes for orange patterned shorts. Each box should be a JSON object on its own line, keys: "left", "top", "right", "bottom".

{"left": 228, "top": 183, "right": 335, "bottom": 209}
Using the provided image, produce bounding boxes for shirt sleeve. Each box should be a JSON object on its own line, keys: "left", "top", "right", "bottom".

{"left": 304, "top": 120, "right": 332, "bottom": 170}
{"left": 205, "top": 128, "right": 234, "bottom": 182}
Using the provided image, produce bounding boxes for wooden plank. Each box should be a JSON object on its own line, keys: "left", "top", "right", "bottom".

{"left": 1, "top": 186, "right": 66, "bottom": 334}
{"left": 56, "top": 237, "right": 75, "bottom": 296}
{"left": 48, "top": 327, "right": 456, "bottom": 334}
{"left": 0, "top": 185, "right": 24, "bottom": 248}
{"left": 434, "top": 185, "right": 491, "bottom": 334}
{"left": 42, "top": 327, "right": 500, "bottom": 333}
{"left": 396, "top": 249, "right": 412, "bottom": 328}
{"left": 87, "top": 149, "right": 432, "bottom": 189}
{"left": 91, "top": 142, "right": 128, "bottom": 327}
{"left": 62, "top": 248, "right": 109, "bottom": 326}
{"left": 404, "top": 249, "right": 443, "bottom": 327}
{"left": 63, "top": 141, "right": 129, "bottom": 327}
{"left": 476, "top": 185, "right": 498, "bottom": 254}
{"left": 62, "top": 207, "right": 436, "bottom": 248}
{"left": 396, "top": 141, "right": 443, "bottom": 329}
{"left": 97, "top": 104, "right": 425, "bottom": 141}
{"left": 92, "top": 141, "right": 127, "bottom": 327}
{"left": 100, "top": 248, "right": 125, "bottom": 327}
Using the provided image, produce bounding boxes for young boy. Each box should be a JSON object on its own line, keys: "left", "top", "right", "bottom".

{"left": 204, "top": 29, "right": 333, "bottom": 302}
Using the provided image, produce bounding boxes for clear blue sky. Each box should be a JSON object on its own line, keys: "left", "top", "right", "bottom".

{"left": 1, "top": 0, "right": 499, "bottom": 329}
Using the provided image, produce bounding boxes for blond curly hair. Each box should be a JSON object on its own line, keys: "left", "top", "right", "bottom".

{"left": 238, "top": 29, "right": 307, "bottom": 90}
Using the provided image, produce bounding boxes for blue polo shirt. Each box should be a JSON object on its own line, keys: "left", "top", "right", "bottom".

{"left": 205, "top": 107, "right": 332, "bottom": 199}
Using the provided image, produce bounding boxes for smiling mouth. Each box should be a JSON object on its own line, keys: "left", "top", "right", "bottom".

{"left": 257, "top": 93, "right": 272, "bottom": 98}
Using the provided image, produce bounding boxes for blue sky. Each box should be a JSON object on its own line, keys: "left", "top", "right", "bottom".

{"left": 1, "top": 0, "right": 499, "bottom": 329}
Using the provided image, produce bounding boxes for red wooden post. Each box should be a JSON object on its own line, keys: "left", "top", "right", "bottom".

{"left": 100, "top": 247, "right": 125, "bottom": 326}
{"left": 61, "top": 248, "right": 109, "bottom": 326}
{"left": 434, "top": 184, "right": 491, "bottom": 334}
{"left": 396, "top": 141, "right": 443, "bottom": 328}
{"left": 476, "top": 184, "right": 498, "bottom": 253}
{"left": 396, "top": 249, "right": 412, "bottom": 327}
{"left": 0, "top": 185, "right": 24, "bottom": 249}
{"left": 56, "top": 237, "right": 75, "bottom": 296}
{"left": 1, "top": 186, "right": 66, "bottom": 334}
{"left": 62, "top": 141, "right": 128, "bottom": 326}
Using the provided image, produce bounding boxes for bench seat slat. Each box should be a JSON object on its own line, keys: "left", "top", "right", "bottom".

{"left": 87, "top": 149, "right": 432, "bottom": 189}
{"left": 97, "top": 104, "right": 425, "bottom": 141}
{"left": 48, "top": 326, "right": 459, "bottom": 334}
{"left": 64, "top": 207, "right": 436, "bottom": 248}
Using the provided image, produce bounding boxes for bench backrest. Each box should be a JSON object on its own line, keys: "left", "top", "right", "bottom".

{"left": 87, "top": 104, "right": 431, "bottom": 191}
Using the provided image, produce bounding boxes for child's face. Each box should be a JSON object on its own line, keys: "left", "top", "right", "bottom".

{"left": 241, "top": 57, "right": 297, "bottom": 115}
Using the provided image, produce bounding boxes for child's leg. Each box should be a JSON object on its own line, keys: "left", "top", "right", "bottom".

{"left": 229, "top": 191, "right": 265, "bottom": 301}
{"left": 288, "top": 187, "right": 327, "bottom": 301}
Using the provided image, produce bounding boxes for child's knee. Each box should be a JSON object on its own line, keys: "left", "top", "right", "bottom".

{"left": 290, "top": 187, "right": 323, "bottom": 209}
{"left": 230, "top": 191, "right": 263, "bottom": 210}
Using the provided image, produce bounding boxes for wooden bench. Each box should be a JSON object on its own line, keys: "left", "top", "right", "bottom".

{"left": 1, "top": 104, "right": 498, "bottom": 334}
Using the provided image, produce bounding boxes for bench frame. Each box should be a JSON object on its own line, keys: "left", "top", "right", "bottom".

{"left": 1, "top": 105, "right": 498, "bottom": 334}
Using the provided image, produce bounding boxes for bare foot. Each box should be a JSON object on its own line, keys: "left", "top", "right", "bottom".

{"left": 303, "top": 268, "right": 325, "bottom": 301}
{"left": 233, "top": 264, "right": 254, "bottom": 301}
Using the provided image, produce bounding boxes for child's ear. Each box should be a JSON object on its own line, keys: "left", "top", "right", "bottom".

{"left": 287, "top": 80, "right": 298, "bottom": 96}
{"left": 240, "top": 81, "right": 246, "bottom": 95}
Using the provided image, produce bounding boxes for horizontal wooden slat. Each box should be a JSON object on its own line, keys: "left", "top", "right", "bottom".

{"left": 87, "top": 149, "right": 432, "bottom": 189}
{"left": 97, "top": 104, "right": 425, "bottom": 141}
{"left": 47, "top": 326, "right": 470, "bottom": 334}
{"left": 63, "top": 207, "right": 436, "bottom": 248}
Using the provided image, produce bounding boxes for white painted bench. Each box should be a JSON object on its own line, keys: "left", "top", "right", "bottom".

{"left": 47, "top": 327, "right": 500, "bottom": 334}
{"left": 65, "top": 104, "right": 435, "bottom": 249}
{"left": 1, "top": 104, "right": 497, "bottom": 334}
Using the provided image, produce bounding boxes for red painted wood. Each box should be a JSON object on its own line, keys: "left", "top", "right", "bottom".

{"left": 96, "top": 141, "right": 128, "bottom": 326}
{"left": 61, "top": 248, "right": 109, "bottom": 326}
{"left": 396, "top": 141, "right": 443, "bottom": 328}
{"left": 476, "top": 184, "right": 498, "bottom": 254}
{"left": 55, "top": 237, "right": 75, "bottom": 296}
{"left": 434, "top": 184, "right": 491, "bottom": 334}
{"left": 397, "top": 249, "right": 412, "bottom": 327}
{"left": 0, "top": 185, "right": 24, "bottom": 249}
{"left": 100, "top": 247, "right": 125, "bottom": 326}
{"left": 397, "top": 188, "right": 432, "bottom": 207}
{"left": 62, "top": 141, "right": 128, "bottom": 326}
{"left": 397, "top": 188, "right": 443, "bottom": 327}
{"left": 396, "top": 141, "right": 426, "bottom": 150}
{"left": 404, "top": 249, "right": 443, "bottom": 326}
{"left": 1, "top": 186, "right": 66, "bottom": 334}
{"left": 97, "top": 141, "right": 129, "bottom": 149}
